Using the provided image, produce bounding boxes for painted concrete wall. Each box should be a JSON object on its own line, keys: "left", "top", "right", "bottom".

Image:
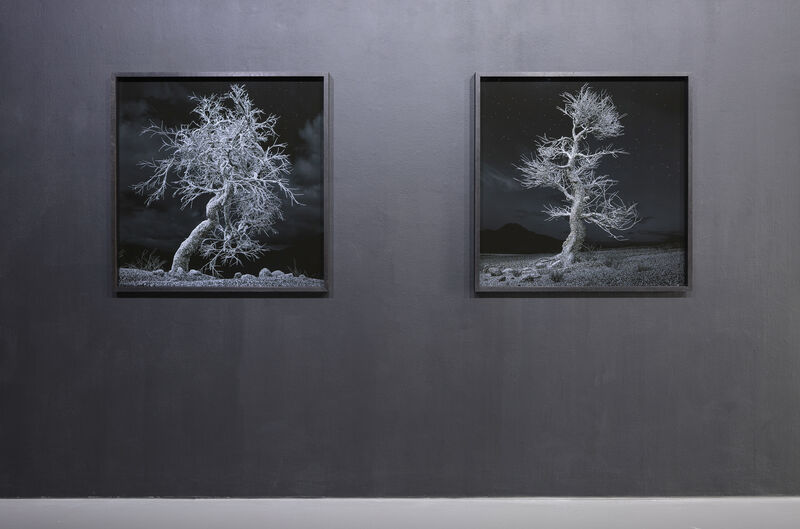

{"left": 1, "top": 0, "right": 799, "bottom": 497}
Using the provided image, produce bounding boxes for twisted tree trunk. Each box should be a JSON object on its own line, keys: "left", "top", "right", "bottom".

{"left": 170, "top": 187, "right": 228, "bottom": 273}
{"left": 557, "top": 184, "right": 585, "bottom": 266}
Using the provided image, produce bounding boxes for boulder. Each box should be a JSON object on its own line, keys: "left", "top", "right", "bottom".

{"left": 520, "top": 273, "right": 539, "bottom": 282}
{"left": 153, "top": 269, "right": 165, "bottom": 276}
{"left": 241, "top": 274, "right": 256, "bottom": 281}
{"left": 271, "top": 270, "right": 284, "bottom": 277}
{"left": 258, "top": 268, "right": 271, "bottom": 279}
{"left": 488, "top": 267, "right": 502, "bottom": 276}
{"left": 188, "top": 269, "right": 201, "bottom": 276}
{"left": 502, "top": 268, "right": 520, "bottom": 277}
{"left": 234, "top": 272, "right": 242, "bottom": 279}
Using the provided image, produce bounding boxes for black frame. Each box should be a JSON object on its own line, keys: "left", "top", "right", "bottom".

{"left": 113, "top": 72, "right": 331, "bottom": 295}
{"left": 474, "top": 73, "right": 691, "bottom": 294}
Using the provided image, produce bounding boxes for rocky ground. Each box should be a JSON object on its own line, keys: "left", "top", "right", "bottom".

{"left": 118, "top": 267, "right": 325, "bottom": 289}
{"left": 479, "top": 247, "right": 686, "bottom": 288}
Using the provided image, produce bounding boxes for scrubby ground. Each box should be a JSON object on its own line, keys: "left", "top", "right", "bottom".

{"left": 118, "top": 267, "right": 325, "bottom": 289}
{"left": 479, "top": 247, "right": 686, "bottom": 288}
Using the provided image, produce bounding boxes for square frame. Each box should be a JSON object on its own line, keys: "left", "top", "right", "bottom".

{"left": 113, "top": 72, "right": 331, "bottom": 295}
{"left": 474, "top": 73, "right": 691, "bottom": 294}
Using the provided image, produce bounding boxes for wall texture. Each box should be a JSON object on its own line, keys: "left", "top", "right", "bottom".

{"left": 1, "top": 0, "right": 799, "bottom": 496}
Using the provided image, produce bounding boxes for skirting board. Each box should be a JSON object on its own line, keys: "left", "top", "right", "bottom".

{"left": 1, "top": 498, "right": 799, "bottom": 528}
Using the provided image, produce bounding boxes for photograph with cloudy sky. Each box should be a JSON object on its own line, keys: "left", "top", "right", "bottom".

{"left": 477, "top": 76, "right": 688, "bottom": 290}
{"left": 116, "top": 77, "right": 326, "bottom": 290}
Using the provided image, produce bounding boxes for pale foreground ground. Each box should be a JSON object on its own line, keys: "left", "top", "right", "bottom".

{"left": 118, "top": 267, "right": 325, "bottom": 289}
{"left": 479, "top": 247, "right": 686, "bottom": 288}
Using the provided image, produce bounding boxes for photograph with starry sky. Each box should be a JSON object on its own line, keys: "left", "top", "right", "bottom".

{"left": 480, "top": 76, "right": 688, "bottom": 247}
{"left": 116, "top": 77, "right": 326, "bottom": 282}
{"left": 477, "top": 76, "right": 688, "bottom": 289}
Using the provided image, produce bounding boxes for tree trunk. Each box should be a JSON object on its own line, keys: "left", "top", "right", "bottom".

{"left": 558, "top": 186, "right": 586, "bottom": 266}
{"left": 170, "top": 189, "right": 227, "bottom": 273}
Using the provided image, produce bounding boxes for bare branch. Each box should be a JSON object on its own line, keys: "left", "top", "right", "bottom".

{"left": 560, "top": 84, "right": 625, "bottom": 139}
{"left": 543, "top": 203, "right": 572, "bottom": 220}
{"left": 134, "top": 84, "right": 300, "bottom": 273}
{"left": 581, "top": 174, "right": 640, "bottom": 239}
{"left": 515, "top": 84, "right": 639, "bottom": 254}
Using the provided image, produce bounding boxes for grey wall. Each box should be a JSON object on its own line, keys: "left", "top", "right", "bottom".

{"left": 1, "top": 0, "right": 799, "bottom": 497}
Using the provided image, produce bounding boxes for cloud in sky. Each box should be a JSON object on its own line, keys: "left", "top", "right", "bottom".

{"left": 117, "top": 80, "right": 325, "bottom": 254}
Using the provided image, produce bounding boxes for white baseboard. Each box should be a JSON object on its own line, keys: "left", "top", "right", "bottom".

{"left": 1, "top": 498, "right": 799, "bottom": 529}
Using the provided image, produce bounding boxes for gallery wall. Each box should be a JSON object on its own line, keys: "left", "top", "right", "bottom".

{"left": 1, "top": 0, "right": 799, "bottom": 496}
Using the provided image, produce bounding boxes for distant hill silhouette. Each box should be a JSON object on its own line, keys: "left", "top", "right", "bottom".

{"left": 480, "top": 223, "right": 687, "bottom": 254}
{"left": 480, "top": 223, "right": 562, "bottom": 254}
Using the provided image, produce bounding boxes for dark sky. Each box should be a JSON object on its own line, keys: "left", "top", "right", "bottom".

{"left": 116, "top": 77, "right": 324, "bottom": 260}
{"left": 480, "top": 77, "right": 687, "bottom": 245}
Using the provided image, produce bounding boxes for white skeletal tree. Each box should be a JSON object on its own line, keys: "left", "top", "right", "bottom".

{"left": 515, "top": 84, "right": 640, "bottom": 267}
{"left": 134, "top": 84, "right": 298, "bottom": 275}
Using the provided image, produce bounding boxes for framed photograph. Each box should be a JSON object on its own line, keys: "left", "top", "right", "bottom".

{"left": 475, "top": 73, "right": 690, "bottom": 293}
{"left": 114, "top": 73, "right": 329, "bottom": 293}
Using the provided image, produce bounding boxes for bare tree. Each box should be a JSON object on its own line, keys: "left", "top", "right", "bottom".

{"left": 134, "top": 84, "right": 298, "bottom": 275}
{"left": 515, "top": 84, "right": 639, "bottom": 267}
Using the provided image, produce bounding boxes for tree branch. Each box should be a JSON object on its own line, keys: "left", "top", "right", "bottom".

{"left": 134, "top": 84, "right": 300, "bottom": 274}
